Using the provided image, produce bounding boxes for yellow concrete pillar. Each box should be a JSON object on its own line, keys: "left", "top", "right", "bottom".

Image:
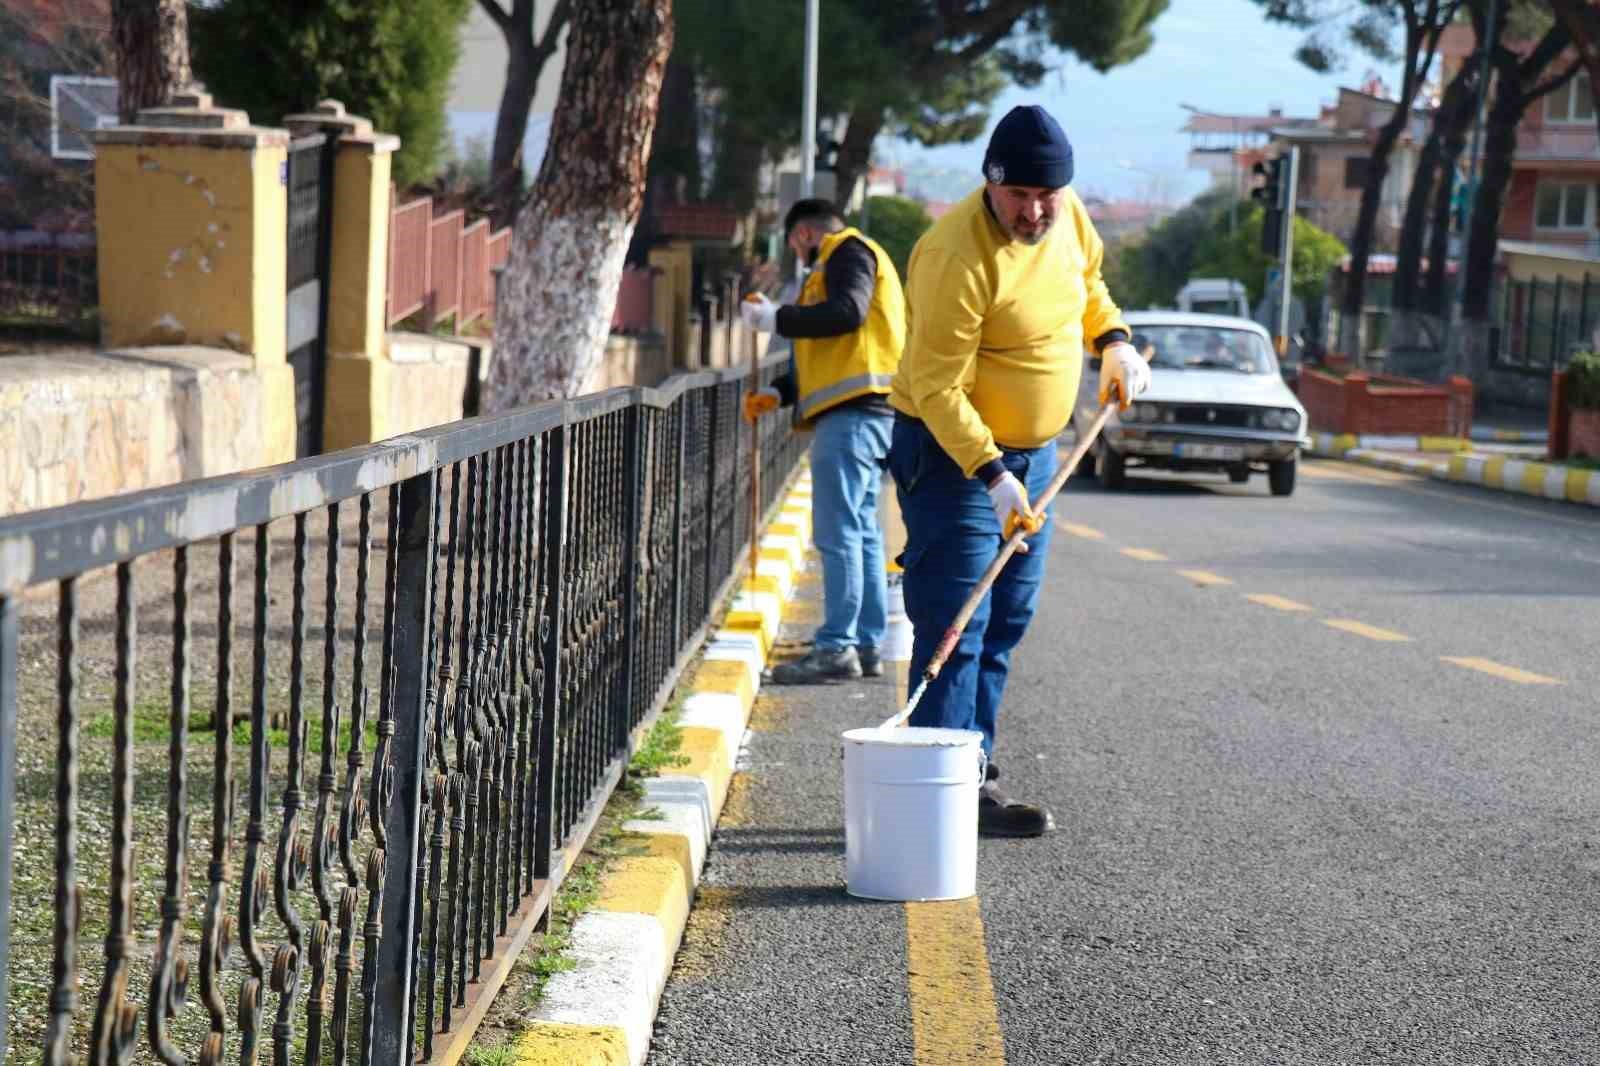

{"left": 93, "top": 87, "right": 297, "bottom": 464}
{"left": 284, "top": 101, "right": 402, "bottom": 452}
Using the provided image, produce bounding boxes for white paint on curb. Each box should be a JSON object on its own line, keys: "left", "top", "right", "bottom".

{"left": 622, "top": 798, "right": 711, "bottom": 886}
{"left": 530, "top": 911, "right": 667, "bottom": 1066}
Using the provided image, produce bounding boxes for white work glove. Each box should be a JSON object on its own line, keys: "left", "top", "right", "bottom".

{"left": 740, "top": 293, "right": 778, "bottom": 333}
{"left": 986, "top": 472, "right": 1044, "bottom": 549}
{"left": 1097, "top": 340, "right": 1151, "bottom": 410}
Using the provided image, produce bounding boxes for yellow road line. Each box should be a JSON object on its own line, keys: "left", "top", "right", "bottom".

{"left": 1300, "top": 459, "right": 1420, "bottom": 484}
{"left": 1177, "top": 569, "right": 1233, "bottom": 586}
{"left": 1441, "top": 657, "right": 1564, "bottom": 685}
{"left": 905, "top": 898, "right": 1006, "bottom": 1065}
{"left": 1323, "top": 618, "right": 1411, "bottom": 642}
{"left": 1057, "top": 521, "right": 1105, "bottom": 540}
{"left": 1119, "top": 547, "right": 1169, "bottom": 562}
{"left": 1245, "top": 593, "right": 1313, "bottom": 612}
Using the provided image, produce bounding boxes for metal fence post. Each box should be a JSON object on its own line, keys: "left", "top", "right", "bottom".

{"left": 671, "top": 400, "right": 688, "bottom": 650}
{"left": 534, "top": 425, "right": 567, "bottom": 881}
{"left": 702, "top": 388, "right": 719, "bottom": 625}
{"left": 1551, "top": 278, "right": 1564, "bottom": 367}
{"left": 619, "top": 406, "right": 643, "bottom": 741}
{"left": 1524, "top": 278, "right": 1537, "bottom": 365}
{"left": 0, "top": 594, "right": 16, "bottom": 1064}
{"left": 372, "top": 468, "right": 439, "bottom": 1066}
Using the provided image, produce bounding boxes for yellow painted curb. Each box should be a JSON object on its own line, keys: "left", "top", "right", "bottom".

{"left": 1447, "top": 454, "right": 1468, "bottom": 480}
{"left": 1521, "top": 462, "right": 1548, "bottom": 495}
{"left": 1332, "top": 433, "right": 1358, "bottom": 454}
{"left": 593, "top": 854, "right": 692, "bottom": 959}
{"left": 1482, "top": 455, "right": 1506, "bottom": 488}
{"left": 767, "top": 521, "right": 801, "bottom": 538}
{"left": 690, "top": 659, "right": 753, "bottom": 712}
{"left": 1568, "top": 467, "right": 1594, "bottom": 503}
{"left": 759, "top": 545, "right": 793, "bottom": 566}
{"left": 742, "top": 574, "right": 786, "bottom": 598}
{"left": 676, "top": 726, "right": 735, "bottom": 818}
{"left": 611, "top": 829, "right": 696, "bottom": 899}
{"left": 722, "top": 610, "right": 774, "bottom": 654}
{"left": 511, "top": 1021, "right": 631, "bottom": 1065}
{"left": 1418, "top": 435, "right": 1471, "bottom": 453}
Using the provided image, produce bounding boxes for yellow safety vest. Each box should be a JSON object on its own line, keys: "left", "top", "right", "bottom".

{"left": 793, "top": 227, "right": 906, "bottom": 423}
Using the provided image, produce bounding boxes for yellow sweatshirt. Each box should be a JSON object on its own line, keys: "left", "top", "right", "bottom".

{"left": 889, "top": 185, "right": 1128, "bottom": 478}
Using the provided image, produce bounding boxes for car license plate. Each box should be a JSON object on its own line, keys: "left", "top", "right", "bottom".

{"left": 1175, "top": 443, "right": 1244, "bottom": 460}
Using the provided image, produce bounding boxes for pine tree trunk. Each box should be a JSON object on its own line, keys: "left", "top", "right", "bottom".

{"left": 486, "top": 0, "right": 672, "bottom": 408}
{"left": 832, "top": 108, "right": 884, "bottom": 210}
{"left": 1394, "top": 65, "right": 1474, "bottom": 312}
{"left": 484, "top": 0, "right": 571, "bottom": 229}
{"left": 1423, "top": 86, "right": 1475, "bottom": 317}
{"left": 1461, "top": 62, "right": 1522, "bottom": 322}
{"left": 1337, "top": 113, "right": 1406, "bottom": 356}
{"left": 111, "top": 0, "right": 191, "bottom": 123}
{"left": 489, "top": 33, "right": 537, "bottom": 228}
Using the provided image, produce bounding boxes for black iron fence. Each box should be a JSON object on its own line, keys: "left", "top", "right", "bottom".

{"left": 1498, "top": 273, "right": 1599, "bottom": 375}
{"left": 0, "top": 355, "right": 802, "bottom": 1064}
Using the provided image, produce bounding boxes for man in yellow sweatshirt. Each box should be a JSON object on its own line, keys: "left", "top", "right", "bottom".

{"left": 888, "top": 104, "right": 1150, "bottom": 837}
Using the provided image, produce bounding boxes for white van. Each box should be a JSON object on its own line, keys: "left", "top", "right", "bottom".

{"left": 1176, "top": 278, "right": 1250, "bottom": 319}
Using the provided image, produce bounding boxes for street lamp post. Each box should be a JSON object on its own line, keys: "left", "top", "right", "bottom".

{"left": 800, "top": 0, "right": 818, "bottom": 200}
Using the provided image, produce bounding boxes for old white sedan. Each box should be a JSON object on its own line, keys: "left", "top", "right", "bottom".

{"left": 1075, "top": 312, "right": 1310, "bottom": 496}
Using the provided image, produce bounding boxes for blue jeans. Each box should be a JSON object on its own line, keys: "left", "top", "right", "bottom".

{"left": 888, "top": 416, "right": 1056, "bottom": 755}
{"left": 810, "top": 405, "right": 892, "bottom": 653}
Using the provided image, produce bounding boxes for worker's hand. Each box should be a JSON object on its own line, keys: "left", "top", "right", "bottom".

{"left": 743, "top": 386, "right": 781, "bottom": 423}
{"left": 740, "top": 293, "right": 778, "bottom": 333}
{"left": 1097, "top": 340, "right": 1152, "bottom": 410}
{"left": 986, "top": 472, "right": 1045, "bottom": 550}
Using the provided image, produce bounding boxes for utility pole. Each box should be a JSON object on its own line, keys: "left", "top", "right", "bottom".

{"left": 800, "top": 0, "right": 818, "bottom": 199}
{"left": 1276, "top": 144, "right": 1300, "bottom": 354}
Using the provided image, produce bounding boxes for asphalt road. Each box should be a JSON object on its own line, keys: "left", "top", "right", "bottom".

{"left": 647, "top": 458, "right": 1600, "bottom": 1065}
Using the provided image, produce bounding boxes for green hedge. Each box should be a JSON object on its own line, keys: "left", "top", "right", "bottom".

{"left": 1569, "top": 351, "right": 1600, "bottom": 410}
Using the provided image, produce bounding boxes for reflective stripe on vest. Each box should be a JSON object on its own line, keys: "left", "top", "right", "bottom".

{"left": 797, "top": 372, "right": 896, "bottom": 420}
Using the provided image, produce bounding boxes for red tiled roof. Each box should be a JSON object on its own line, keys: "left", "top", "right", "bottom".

{"left": 657, "top": 204, "right": 741, "bottom": 242}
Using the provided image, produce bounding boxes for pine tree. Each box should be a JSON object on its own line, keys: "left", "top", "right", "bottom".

{"left": 189, "top": 0, "right": 472, "bottom": 188}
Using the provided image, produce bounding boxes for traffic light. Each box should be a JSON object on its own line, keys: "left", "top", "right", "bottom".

{"left": 1253, "top": 156, "right": 1286, "bottom": 255}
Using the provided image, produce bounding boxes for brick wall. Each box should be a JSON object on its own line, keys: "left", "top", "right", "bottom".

{"left": 1299, "top": 366, "right": 1474, "bottom": 436}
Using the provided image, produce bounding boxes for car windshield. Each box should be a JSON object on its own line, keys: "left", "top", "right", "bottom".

{"left": 1127, "top": 325, "right": 1278, "bottom": 375}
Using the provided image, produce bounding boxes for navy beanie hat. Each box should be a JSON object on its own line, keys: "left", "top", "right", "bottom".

{"left": 982, "top": 105, "right": 1073, "bottom": 188}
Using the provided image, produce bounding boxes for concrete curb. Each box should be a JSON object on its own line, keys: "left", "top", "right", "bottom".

{"left": 1309, "top": 431, "right": 1472, "bottom": 455}
{"left": 508, "top": 471, "right": 815, "bottom": 1066}
{"left": 1308, "top": 434, "right": 1600, "bottom": 508}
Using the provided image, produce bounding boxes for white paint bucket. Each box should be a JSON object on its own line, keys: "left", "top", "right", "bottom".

{"left": 882, "top": 614, "right": 914, "bottom": 662}
{"left": 842, "top": 726, "right": 985, "bottom": 901}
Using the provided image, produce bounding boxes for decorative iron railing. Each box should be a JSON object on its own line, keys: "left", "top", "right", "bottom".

{"left": 0, "top": 355, "right": 802, "bottom": 1064}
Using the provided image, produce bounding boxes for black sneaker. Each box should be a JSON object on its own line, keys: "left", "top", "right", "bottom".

{"left": 978, "top": 766, "right": 1054, "bottom": 837}
{"left": 770, "top": 646, "right": 862, "bottom": 685}
{"left": 858, "top": 646, "right": 883, "bottom": 678}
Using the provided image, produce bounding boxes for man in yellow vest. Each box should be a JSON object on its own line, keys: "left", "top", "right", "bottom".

{"left": 742, "top": 199, "right": 906, "bottom": 684}
{"left": 889, "top": 105, "right": 1150, "bottom": 836}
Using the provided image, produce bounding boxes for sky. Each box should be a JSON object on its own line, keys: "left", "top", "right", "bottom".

{"left": 878, "top": 0, "right": 1408, "bottom": 207}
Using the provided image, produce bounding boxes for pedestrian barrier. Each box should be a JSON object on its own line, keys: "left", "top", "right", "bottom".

{"left": 0, "top": 355, "right": 802, "bottom": 1064}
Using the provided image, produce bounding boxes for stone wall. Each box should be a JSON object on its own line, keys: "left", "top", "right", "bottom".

{"left": 387, "top": 332, "right": 476, "bottom": 433}
{"left": 0, "top": 347, "right": 263, "bottom": 516}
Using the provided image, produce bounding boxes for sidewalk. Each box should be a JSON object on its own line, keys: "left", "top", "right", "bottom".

{"left": 1308, "top": 430, "right": 1600, "bottom": 508}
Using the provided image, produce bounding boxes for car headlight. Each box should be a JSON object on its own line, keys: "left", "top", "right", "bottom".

{"left": 1259, "top": 409, "right": 1298, "bottom": 431}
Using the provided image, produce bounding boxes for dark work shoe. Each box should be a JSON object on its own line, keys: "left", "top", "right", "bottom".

{"left": 770, "top": 646, "right": 862, "bottom": 685}
{"left": 858, "top": 646, "right": 883, "bottom": 678}
{"left": 978, "top": 772, "right": 1054, "bottom": 838}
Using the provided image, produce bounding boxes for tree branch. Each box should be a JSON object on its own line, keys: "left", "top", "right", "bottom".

{"left": 476, "top": 0, "right": 511, "bottom": 35}
{"left": 533, "top": 0, "right": 571, "bottom": 60}
{"left": 911, "top": 0, "right": 1031, "bottom": 52}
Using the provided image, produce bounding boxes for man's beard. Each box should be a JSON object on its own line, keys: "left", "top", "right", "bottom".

{"left": 1002, "top": 215, "right": 1054, "bottom": 246}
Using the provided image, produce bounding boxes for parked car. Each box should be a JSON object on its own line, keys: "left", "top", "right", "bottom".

{"left": 1076, "top": 312, "right": 1310, "bottom": 496}
{"left": 1175, "top": 277, "right": 1250, "bottom": 318}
